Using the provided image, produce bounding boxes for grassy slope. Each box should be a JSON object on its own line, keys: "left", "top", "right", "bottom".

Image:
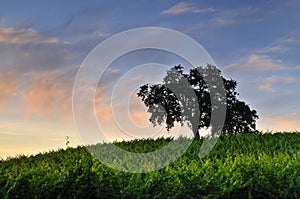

{"left": 0, "top": 133, "right": 299, "bottom": 198}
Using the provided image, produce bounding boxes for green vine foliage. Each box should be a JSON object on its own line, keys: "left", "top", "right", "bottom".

{"left": 0, "top": 133, "right": 299, "bottom": 198}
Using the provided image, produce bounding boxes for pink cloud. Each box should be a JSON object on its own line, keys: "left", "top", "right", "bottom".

{"left": 128, "top": 94, "right": 151, "bottom": 127}
{"left": 258, "top": 76, "right": 298, "bottom": 92}
{"left": 258, "top": 112, "right": 300, "bottom": 132}
{"left": 224, "top": 54, "right": 284, "bottom": 72}
{"left": 95, "top": 87, "right": 113, "bottom": 123}
{"left": 0, "top": 71, "right": 19, "bottom": 105}
{"left": 21, "top": 71, "right": 72, "bottom": 120}
{"left": 0, "top": 27, "right": 63, "bottom": 44}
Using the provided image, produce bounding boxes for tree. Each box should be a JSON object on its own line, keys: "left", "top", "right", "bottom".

{"left": 137, "top": 64, "right": 258, "bottom": 138}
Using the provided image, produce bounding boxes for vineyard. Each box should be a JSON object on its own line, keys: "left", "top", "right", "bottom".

{"left": 1, "top": 133, "right": 299, "bottom": 198}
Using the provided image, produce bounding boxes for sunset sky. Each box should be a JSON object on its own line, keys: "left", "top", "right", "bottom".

{"left": 1, "top": 0, "right": 300, "bottom": 159}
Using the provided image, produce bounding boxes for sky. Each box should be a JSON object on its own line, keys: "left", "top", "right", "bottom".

{"left": 0, "top": 0, "right": 300, "bottom": 159}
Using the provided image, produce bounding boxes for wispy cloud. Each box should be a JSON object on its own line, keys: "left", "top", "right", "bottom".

{"left": 95, "top": 87, "right": 113, "bottom": 123}
{"left": 20, "top": 70, "right": 76, "bottom": 120}
{"left": 163, "top": 2, "right": 215, "bottom": 15}
{"left": 0, "top": 30, "right": 74, "bottom": 72}
{"left": 0, "top": 131, "right": 24, "bottom": 136}
{"left": 277, "top": 30, "right": 300, "bottom": 44}
{"left": 128, "top": 94, "right": 150, "bottom": 127}
{"left": 224, "top": 54, "right": 284, "bottom": 72}
{"left": 73, "top": 30, "right": 111, "bottom": 43}
{"left": 78, "top": 68, "right": 121, "bottom": 127}
{"left": 254, "top": 30, "right": 300, "bottom": 54}
{"left": 254, "top": 46, "right": 290, "bottom": 53}
{"left": 258, "top": 112, "right": 300, "bottom": 131}
{"left": 184, "top": 6, "right": 264, "bottom": 34}
{"left": 0, "top": 64, "right": 121, "bottom": 122}
{"left": 97, "top": 31, "right": 110, "bottom": 38}
{"left": 258, "top": 76, "right": 298, "bottom": 92}
{"left": 211, "top": 7, "right": 261, "bottom": 26}
{"left": 0, "top": 70, "right": 20, "bottom": 105}
{"left": 0, "top": 27, "right": 64, "bottom": 44}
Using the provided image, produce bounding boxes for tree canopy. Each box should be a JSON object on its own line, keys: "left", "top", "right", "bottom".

{"left": 137, "top": 64, "right": 259, "bottom": 138}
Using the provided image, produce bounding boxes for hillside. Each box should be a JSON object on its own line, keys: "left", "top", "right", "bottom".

{"left": 1, "top": 133, "right": 299, "bottom": 198}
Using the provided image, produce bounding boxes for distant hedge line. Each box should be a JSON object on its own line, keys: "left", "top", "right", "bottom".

{"left": 1, "top": 133, "right": 299, "bottom": 198}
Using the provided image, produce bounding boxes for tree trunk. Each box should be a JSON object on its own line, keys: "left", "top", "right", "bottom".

{"left": 193, "top": 124, "right": 200, "bottom": 139}
{"left": 194, "top": 131, "right": 200, "bottom": 139}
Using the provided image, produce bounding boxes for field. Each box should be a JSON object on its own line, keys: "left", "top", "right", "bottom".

{"left": 1, "top": 133, "right": 299, "bottom": 198}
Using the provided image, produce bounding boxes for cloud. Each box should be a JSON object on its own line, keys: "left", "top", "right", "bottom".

{"left": 97, "top": 31, "right": 110, "bottom": 38}
{"left": 0, "top": 70, "right": 20, "bottom": 105}
{"left": 224, "top": 54, "right": 284, "bottom": 72}
{"left": 95, "top": 87, "right": 113, "bottom": 123}
{"left": 211, "top": 7, "right": 261, "bottom": 26}
{"left": 258, "top": 112, "right": 300, "bottom": 132}
{"left": 253, "top": 30, "right": 300, "bottom": 54}
{"left": 97, "top": 68, "right": 121, "bottom": 86}
{"left": 46, "top": 4, "right": 114, "bottom": 45}
{"left": 258, "top": 76, "right": 299, "bottom": 92}
{"left": 2, "top": 63, "right": 120, "bottom": 122}
{"left": 0, "top": 39, "right": 74, "bottom": 72}
{"left": 211, "top": 17, "right": 237, "bottom": 26}
{"left": 76, "top": 68, "right": 121, "bottom": 123}
{"left": 21, "top": 70, "right": 74, "bottom": 120}
{"left": 128, "top": 94, "right": 150, "bottom": 127}
{"left": 0, "top": 27, "right": 64, "bottom": 44}
{"left": 277, "top": 30, "right": 300, "bottom": 44}
{"left": 254, "top": 46, "right": 290, "bottom": 53}
{"left": 163, "top": 2, "right": 215, "bottom": 15}
{"left": 0, "top": 131, "right": 24, "bottom": 136}
{"left": 0, "top": 28, "right": 74, "bottom": 75}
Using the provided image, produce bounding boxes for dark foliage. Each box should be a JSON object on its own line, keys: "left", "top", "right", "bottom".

{"left": 137, "top": 64, "right": 259, "bottom": 137}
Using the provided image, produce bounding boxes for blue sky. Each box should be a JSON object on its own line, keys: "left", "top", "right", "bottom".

{"left": 0, "top": 0, "right": 300, "bottom": 158}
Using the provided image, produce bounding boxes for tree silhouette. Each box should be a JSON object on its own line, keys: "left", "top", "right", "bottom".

{"left": 137, "top": 64, "right": 258, "bottom": 138}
